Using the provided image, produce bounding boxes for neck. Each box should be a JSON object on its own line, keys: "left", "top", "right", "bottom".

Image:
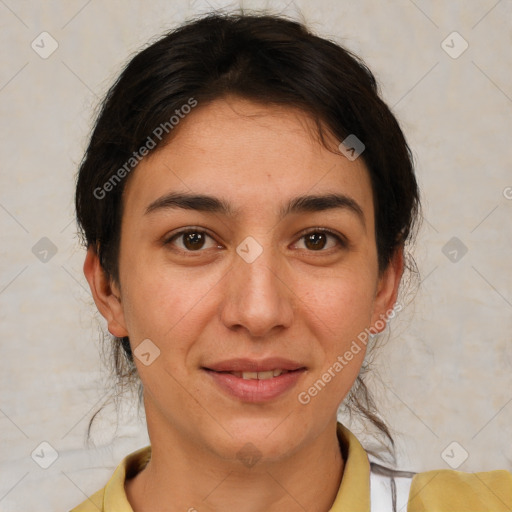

{"left": 126, "top": 416, "right": 344, "bottom": 512}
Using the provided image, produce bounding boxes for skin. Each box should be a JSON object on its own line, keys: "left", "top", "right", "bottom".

{"left": 84, "top": 96, "right": 403, "bottom": 512}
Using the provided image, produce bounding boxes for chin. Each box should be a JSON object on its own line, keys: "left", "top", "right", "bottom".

{"left": 205, "top": 415, "right": 305, "bottom": 464}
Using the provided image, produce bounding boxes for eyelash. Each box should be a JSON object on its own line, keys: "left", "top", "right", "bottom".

{"left": 163, "top": 226, "right": 347, "bottom": 255}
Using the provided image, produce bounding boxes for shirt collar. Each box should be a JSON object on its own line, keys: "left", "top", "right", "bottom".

{"left": 330, "top": 422, "right": 371, "bottom": 512}
{"left": 102, "top": 422, "right": 371, "bottom": 511}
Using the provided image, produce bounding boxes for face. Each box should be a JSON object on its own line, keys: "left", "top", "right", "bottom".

{"left": 86, "top": 96, "right": 402, "bottom": 464}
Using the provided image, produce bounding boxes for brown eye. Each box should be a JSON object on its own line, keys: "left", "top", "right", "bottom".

{"left": 165, "top": 229, "right": 219, "bottom": 252}
{"left": 183, "top": 232, "right": 206, "bottom": 250}
{"left": 295, "top": 229, "right": 345, "bottom": 252}
{"left": 304, "top": 232, "right": 328, "bottom": 250}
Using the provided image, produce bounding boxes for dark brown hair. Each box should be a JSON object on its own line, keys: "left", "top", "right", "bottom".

{"left": 76, "top": 11, "right": 420, "bottom": 491}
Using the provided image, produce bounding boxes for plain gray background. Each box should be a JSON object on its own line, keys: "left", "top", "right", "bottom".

{"left": 0, "top": 1, "right": 511, "bottom": 510}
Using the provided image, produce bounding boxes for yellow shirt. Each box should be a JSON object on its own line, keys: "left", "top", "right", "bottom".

{"left": 70, "top": 423, "right": 512, "bottom": 511}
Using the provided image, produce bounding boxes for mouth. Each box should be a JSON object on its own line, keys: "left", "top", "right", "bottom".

{"left": 202, "top": 359, "right": 307, "bottom": 402}
{"left": 209, "top": 368, "right": 298, "bottom": 380}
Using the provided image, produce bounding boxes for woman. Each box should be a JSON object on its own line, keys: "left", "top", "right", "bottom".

{"left": 71, "top": 12, "right": 512, "bottom": 512}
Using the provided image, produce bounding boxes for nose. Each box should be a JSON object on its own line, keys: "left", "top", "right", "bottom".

{"left": 220, "top": 245, "right": 294, "bottom": 338}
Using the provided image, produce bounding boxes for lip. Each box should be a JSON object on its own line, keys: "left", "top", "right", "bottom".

{"left": 202, "top": 358, "right": 307, "bottom": 403}
{"left": 204, "top": 357, "right": 305, "bottom": 373}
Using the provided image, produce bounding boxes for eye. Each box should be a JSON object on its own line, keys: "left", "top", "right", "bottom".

{"left": 164, "top": 228, "right": 220, "bottom": 252}
{"left": 163, "top": 227, "right": 347, "bottom": 254}
{"left": 294, "top": 228, "right": 346, "bottom": 252}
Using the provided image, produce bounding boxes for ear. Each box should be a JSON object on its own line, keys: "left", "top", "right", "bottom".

{"left": 83, "top": 246, "right": 128, "bottom": 338}
{"left": 369, "top": 246, "right": 404, "bottom": 333}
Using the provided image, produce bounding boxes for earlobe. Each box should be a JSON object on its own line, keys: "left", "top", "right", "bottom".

{"left": 83, "top": 246, "right": 129, "bottom": 338}
{"left": 370, "top": 247, "right": 404, "bottom": 333}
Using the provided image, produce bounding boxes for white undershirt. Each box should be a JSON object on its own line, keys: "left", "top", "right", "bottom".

{"left": 370, "top": 470, "right": 414, "bottom": 511}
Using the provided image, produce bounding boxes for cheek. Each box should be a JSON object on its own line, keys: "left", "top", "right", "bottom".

{"left": 297, "top": 279, "right": 374, "bottom": 408}
{"left": 300, "top": 268, "right": 377, "bottom": 341}
{"left": 119, "top": 255, "right": 222, "bottom": 355}
{"left": 120, "top": 268, "right": 214, "bottom": 406}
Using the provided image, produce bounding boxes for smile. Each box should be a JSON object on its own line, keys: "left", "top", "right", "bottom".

{"left": 203, "top": 362, "right": 306, "bottom": 403}
{"left": 222, "top": 369, "right": 291, "bottom": 380}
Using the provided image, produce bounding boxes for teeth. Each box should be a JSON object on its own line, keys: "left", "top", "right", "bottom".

{"left": 255, "top": 371, "right": 274, "bottom": 380}
{"left": 236, "top": 369, "right": 287, "bottom": 380}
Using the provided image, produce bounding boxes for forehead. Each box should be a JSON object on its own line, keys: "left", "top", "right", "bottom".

{"left": 122, "top": 97, "right": 374, "bottom": 224}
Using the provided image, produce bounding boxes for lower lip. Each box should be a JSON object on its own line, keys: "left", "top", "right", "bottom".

{"left": 204, "top": 369, "right": 306, "bottom": 403}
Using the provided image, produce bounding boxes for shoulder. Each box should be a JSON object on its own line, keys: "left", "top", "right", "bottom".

{"left": 407, "top": 468, "right": 512, "bottom": 511}
{"left": 369, "top": 463, "right": 512, "bottom": 512}
{"left": 68, "top": 445, "right": 151, "bottom": 512}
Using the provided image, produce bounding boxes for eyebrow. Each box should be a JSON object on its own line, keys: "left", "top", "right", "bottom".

{"left": 145, "top": 191, "right": 365, "bottom": 226}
